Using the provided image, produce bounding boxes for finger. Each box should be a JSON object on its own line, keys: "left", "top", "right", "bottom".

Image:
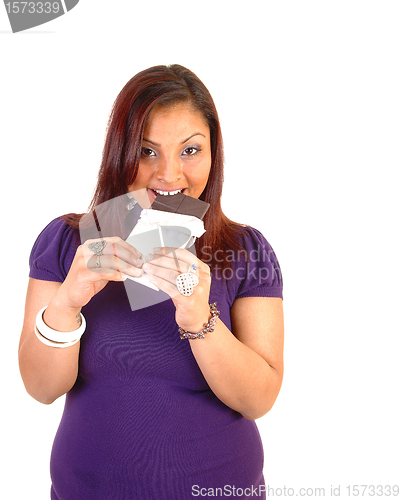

{"left": 87, "top": 254, "right": 142, "bottom": 277}
{"left": 111, "top": 238, "right": 143, "bottom": 260}
{"left": 102, "top": 242, "right": 143, "bottom": 267}
{"left": 84, "top": 235, "right": 140, "bottom": 253}
{"left": 83, "top": 239, "right": 143, "bottom": 267}
{"left": 152, "top": 248, "right": 210, "bottom": 277}
{"left": 144, "top": 261, "right": 207, "bottom": 302}
{"left": 143, "top": 261, "right": 179, "bottom": 286}
{"left": 89, "top": 268, "right": 130, "bottom": 282}
{"left": 82, "top": 236, "right": 142, "bottom": 259}
{"left": 147, "top": 273, "right": 182, "bottom": 299}
{"left": 145, "top": 253, "right": 186, "bottom": 274}
{"left": 153, "top": 247, "right": 192, "bottom": 264}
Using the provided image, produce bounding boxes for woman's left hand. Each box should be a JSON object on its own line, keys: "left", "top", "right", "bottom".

{"left": 142, "top": 247, "right": 211, "bottom": 333}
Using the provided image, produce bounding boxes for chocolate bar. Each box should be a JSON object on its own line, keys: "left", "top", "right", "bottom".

{"left": 151, "top": 193, "right": 210, "bottom": 220}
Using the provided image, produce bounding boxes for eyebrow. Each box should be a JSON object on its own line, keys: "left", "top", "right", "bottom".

{"left": 142, "top": 132, "right": 206, "bottom": 147}
{"left": 181, "top": 132, "right": 205, "bottom": 144}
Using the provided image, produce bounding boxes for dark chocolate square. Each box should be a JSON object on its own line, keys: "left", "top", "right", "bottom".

{"left": 151, "top": 193, "right": 210, "bottom": 220}
{"left": 151, "top": 193, "right": 186, "bottom": 213}
{"left": 177, "top": 196, "right": 210, "bottom": 220}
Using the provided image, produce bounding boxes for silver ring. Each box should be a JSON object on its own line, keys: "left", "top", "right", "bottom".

{"left": 89, "top": 240, "right": 106, "bottom": 269}
{"left": 88, "top": 240, "right": 107, "bottom": 256}
{"left": 176, "top": 264, "right": 199, "bottom": 296}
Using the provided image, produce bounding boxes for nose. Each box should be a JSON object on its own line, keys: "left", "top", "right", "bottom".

{"left": 155, "top": 156, "right": 183, "bottom": 184}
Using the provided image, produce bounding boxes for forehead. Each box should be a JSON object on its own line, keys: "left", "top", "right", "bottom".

{"left": 144, "top": 102, "right": 209, "bottom": 139}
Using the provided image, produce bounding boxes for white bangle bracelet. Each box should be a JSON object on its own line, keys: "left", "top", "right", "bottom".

{"left": 34, "top": 326, "right": 81, "bottom": 348}
{"left": 34, "top": 306, "right": 86, "bottom": 348}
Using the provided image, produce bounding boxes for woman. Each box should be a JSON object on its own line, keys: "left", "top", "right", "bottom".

{"left": 19, "top": 65, "right": 284, "bottom": 499}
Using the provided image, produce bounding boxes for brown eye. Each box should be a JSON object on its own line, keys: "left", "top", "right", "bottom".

{"left": 141, "top": 147, "right": 156, "bottom": 157}
{"left": 183, "top": 147, "right": 201, "bottom": 156}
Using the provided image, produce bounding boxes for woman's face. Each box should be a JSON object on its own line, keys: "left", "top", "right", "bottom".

{"left": 128, "top": 102, "right": 212, "bottom": 205}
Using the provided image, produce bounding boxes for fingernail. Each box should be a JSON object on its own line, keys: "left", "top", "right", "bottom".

{"left": 153, "top": 247, "right": 162, "bottom": 253}
{"left": 133, "top": 268, "right": 142, "bottom": 276}
{"left": 143, "top": 263, "right": 151, "bottom": 271}
{"left": 145, "top": 254, "right": 154, "bottom": 262}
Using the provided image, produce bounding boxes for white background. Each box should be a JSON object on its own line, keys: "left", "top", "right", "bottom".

{"left": 1, "top": 1, "right": 400, "bottom": 498}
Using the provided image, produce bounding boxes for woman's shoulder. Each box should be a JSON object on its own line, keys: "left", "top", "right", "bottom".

{"left": 231, "top": 224, "right": 280, "bottom": 266}
{"left": 225, "top": 224, "right": 283, "bottom": 301}
{"left": 238, "top": 224, "right": 277, "bottom": 251}
{"left": 33, "top": 216, "right": 78, "bottom": 240}
{"left": 29, "top": 216, "right": 80, "bottom": 283}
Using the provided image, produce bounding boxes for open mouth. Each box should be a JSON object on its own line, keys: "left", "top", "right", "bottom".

{"left": 149, "top": 188, "right": 185, "bottom": 197}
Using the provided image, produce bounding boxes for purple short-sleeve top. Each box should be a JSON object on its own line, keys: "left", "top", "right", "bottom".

{"left": 29, "top": 217, "right": 283, "bottom": 500}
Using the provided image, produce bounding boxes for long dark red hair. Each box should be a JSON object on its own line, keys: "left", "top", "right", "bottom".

{"left": 63, "top": 64, "right": 246, "bottom": 269}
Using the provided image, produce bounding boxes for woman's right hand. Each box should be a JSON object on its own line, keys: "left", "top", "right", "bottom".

{"left": 54, "top": 237, "right": 143, "bottom": 311}
{"left": 18, "top": 236, "right": 142, "bottom": 403}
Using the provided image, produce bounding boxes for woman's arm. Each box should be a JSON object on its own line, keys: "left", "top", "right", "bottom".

{"left": 188, "top": 297, "right": 284, "bottom": 420}
{"left": 18, "top": 278, "right": 82, "bottom": 405}
{"left": 19, "top": 237, "right": 143, "bottom": 404}
{"left": 144, "top": 248, "right": 284, "bottom": 420}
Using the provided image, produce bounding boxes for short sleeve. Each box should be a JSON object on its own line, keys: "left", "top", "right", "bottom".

{"left": 29, "top": 217, "right": 80, "bottom": 283}
{"left": 229, "top": 227, "right": 283, "bottom": 301}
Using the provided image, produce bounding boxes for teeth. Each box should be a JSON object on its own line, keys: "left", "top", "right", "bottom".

{"left": 153, "top": 189, "right": 182, "bottom": 196}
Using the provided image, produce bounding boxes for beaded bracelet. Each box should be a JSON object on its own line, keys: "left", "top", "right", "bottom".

{"left": 179, "top": 303, "right": 220, "bottom": 340}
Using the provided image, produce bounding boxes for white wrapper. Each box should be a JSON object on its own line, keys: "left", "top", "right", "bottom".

{"left": 125, "top": 209, "right": 206, "bottom": 290}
